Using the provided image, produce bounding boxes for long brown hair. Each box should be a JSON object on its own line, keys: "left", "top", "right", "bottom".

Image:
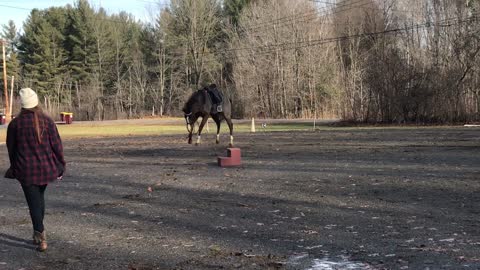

{"left": 20, "top": 106, "right": 45, "bottom": 144}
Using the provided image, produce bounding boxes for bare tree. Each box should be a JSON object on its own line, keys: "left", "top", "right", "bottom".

{"left": 231, "top": 0, "right": 338, "bottom": 118}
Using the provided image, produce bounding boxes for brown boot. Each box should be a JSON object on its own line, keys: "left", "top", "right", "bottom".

{"left": 33, "top": 231, "right": 47, "bottom": 252}
{"left": 32, "top": 232, "right": 39, "bottom": 245}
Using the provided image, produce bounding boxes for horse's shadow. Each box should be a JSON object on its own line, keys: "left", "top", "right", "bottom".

{"left": 0, "top": 232, "right": 35, "bottom": 250}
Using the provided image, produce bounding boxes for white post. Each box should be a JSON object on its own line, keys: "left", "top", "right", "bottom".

{"left": 251, "top": 117, "right": 256, "bottom": 132}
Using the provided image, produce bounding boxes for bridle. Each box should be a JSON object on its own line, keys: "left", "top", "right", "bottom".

{"left": 185, "top": 112, "right": 194, "bottom": 133}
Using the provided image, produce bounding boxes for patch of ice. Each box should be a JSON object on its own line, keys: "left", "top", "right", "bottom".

{"left": 305, "top": 245, "right": 323, "bottom": 250}
{"left": 439, "top": 238, "right": 455, "bottom": 242}
{"left": 290, "top": 253, "right": 310, "bottom": 263}
{"left": 306, "top": 257, "right": 374, "bottom": 270}
{"left": 288, "top": 253, "right": 374, "bottom": 270}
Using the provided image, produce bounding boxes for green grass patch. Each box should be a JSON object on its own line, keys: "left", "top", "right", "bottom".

{"left": 0, "top": 121, "right": 320, "bottom": 141}
{"left": 54, "top": 122, "right": 317, "bottom": 139}
{"left": 0, "top": 121, "right": 467, "bottom": 143}
{"left": 228, "top": 123, "right": 317, "bottom": 133}
{"left": 55, "top": 124, "right": 186, "bottom": 139}
{"left": 0, "top": 121, "right": 465, "bottom": 142}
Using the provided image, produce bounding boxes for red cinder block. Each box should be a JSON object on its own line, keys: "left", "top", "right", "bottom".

{"left": 227, "top": 148, "right": 241, "bottom": 159}
{"left": 218, "top": 148, "right": 241, "bottom": 167}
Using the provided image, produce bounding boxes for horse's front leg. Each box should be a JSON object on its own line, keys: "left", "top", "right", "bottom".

{"left": 188, "top": 131, "right": 193, "bottom": 144}
{"left": 187, "top": 115, "right": 198, "bottom": 144}
{"left": 196, "top": 117, "right": 209, "bottom": 145}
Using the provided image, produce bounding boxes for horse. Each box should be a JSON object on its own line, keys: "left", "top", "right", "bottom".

{"left": 182, "top": 87, "right": 234, "bottom": 146}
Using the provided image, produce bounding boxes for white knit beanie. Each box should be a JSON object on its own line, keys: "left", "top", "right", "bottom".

{"left": 19, "top": 88, "right": 39, "bottom": 109}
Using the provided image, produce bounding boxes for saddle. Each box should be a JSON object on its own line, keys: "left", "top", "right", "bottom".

{"left": 205, "top": 84, "right": 224, "bottom": 113}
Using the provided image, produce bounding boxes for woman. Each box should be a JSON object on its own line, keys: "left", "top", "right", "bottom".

{"left": 5, "top": 87, "right": 65, "bottom": 252}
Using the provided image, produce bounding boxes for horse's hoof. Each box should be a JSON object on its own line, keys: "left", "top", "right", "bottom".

{"left": 228, "top": 143, "right": 234, "bottom": 147}
{"left": 195, "top": 143, "right": 199, "bottom": 146}
{"left": 216, "top": 141, "right": 220, "bottom": 144}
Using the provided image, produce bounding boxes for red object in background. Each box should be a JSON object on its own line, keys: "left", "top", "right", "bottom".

{"left": 0, "top": 115, "right": 5, "bottom": 125}
{"left": 218, "top": 148, "right": 241, "bottom": 167}
{"left": 64, "top": 114, "right": 73, "bottom": 124}
{"left": 60, "top": 112, "right": 73, "bottom": 124}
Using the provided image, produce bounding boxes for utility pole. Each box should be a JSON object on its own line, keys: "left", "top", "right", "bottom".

{"left": 1, "top": 40, "right": 9, "bottom": 121}
{"left": 10, "top": 75, "right": 14, "bottom": 118}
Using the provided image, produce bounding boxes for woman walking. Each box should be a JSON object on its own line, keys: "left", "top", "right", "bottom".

{"left": 5, "top": 88, "right": 65, "bottom": 252}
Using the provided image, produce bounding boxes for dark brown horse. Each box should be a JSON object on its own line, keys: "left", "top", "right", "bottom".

{"left": 182, "top": 87, "right": 234, "bottom": 146}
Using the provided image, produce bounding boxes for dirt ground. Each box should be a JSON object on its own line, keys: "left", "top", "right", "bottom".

{"left": 0, "top": 126, "right": 479, "bottom": 270}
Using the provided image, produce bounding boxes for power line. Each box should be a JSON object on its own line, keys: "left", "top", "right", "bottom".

{"left": 241, "top": 0, "right": 428, "bottom": 34}
{"left": 14, "top": 13, "right": 479, "bottom": 91}
{"left": 25, "top": 12, "right": 480, "bottom": 74}
{"left": 1, "top": 0, "right": 402, "bottom": 45}
{"left": 156, "top": 11, "right": 476, "bottom": 65}
{"left": 110, "top": 11, "right": 480, "bottom": 62}
{"left": 310, "top": 0, "right": 425, "bottom": 15}
{"left": 229, "top": 13, "right": 480, "bottom": 59}
{"left": 4, "top": 0, "right": 480, "bottom": 68}
{"left": 0, "top": 2, "right": 156, "bottom": 26}
{"left": 241, "top": 0, "right": 371, "bottom": 33}
{"left": 0, "top": 4, "right": 30, "bottom": 11}
{"left": 133, "top": 0, "right": 168, "bottom": 5}
{"left": 182, "top": 0, "right": 368, "bottom": 47}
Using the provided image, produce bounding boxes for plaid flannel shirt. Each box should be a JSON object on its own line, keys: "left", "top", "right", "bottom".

{"left": 6, "top": 110, "right": 65, "bottom": 186}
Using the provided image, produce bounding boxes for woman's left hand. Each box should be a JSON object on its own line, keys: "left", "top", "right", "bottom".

{"left": 4, "top": 168, "right": 15, "bottom": 179}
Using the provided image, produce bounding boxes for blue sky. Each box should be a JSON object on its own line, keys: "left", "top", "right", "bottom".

{"left": 0, "top": 0, "right": 169, "bottom": 31}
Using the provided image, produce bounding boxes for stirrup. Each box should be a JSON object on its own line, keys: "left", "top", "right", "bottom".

{"left": 216, "top": 105, "right": 223, "bottom": 112}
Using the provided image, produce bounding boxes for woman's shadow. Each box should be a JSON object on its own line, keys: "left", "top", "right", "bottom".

{"left": 0, "top": 232, "right": 35, "bottom": 250}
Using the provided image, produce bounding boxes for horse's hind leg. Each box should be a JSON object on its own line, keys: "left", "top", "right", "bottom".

{"left": 225, "top": 117, "right": 234, "bottom": 147}
{"left": 196, "top": 116, "right": 209, "bottom": 145}
{"left": 213, "top": 116, "right": 221, "bottom": 144}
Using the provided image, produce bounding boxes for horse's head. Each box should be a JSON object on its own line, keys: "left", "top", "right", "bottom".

{"left": 183, "top": 89, "right": 212, "bottom": 143}
{"left": 182, "top": 105, "right": 194, "bottom": 132}
{"left": 183, "top": 90, "right": 203, "bottom": 134}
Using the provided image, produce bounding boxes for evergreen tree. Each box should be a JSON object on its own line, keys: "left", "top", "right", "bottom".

{"left": 1, "top": 20, "right": 20, "bottom": 89}
{"left": 65, "top": 0, "right": 97, "bottom": 83}
{"left": 19, "top": 8, "right": 69, "bottom": 96}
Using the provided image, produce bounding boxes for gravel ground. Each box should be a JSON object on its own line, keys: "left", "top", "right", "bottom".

{"left": 0, "top": 127, "right": 479, "bottom": 270}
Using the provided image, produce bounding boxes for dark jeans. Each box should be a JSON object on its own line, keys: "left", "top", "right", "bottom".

{"left": 21, "top": 185, "right": 47, "bottom": 233}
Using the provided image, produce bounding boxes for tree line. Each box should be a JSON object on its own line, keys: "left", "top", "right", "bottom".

{"left": 1, "top": 0, "right": 479, "bottom": 123}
